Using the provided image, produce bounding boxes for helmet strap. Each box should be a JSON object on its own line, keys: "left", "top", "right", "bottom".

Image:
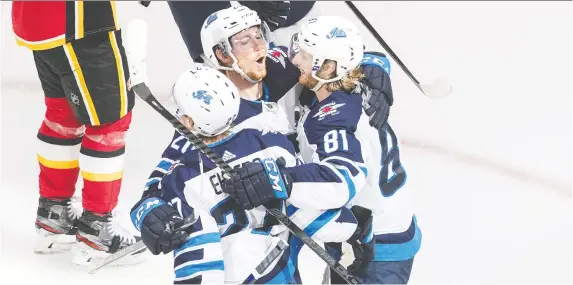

{"left": 219, "top": 40, "right": 261, "bottom": 84}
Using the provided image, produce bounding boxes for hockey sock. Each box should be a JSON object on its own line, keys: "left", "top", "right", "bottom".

{"left": 80, "top": 111, "right": 132, "bottom": 214}
{"left": 37, "top": 97, "right": 84, "bottom": 199}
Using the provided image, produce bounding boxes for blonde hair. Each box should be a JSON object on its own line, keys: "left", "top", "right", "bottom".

{"left": 315, "top": 60, "right": 364, "bottom": 92}
{"left": 198, "top": 130, "right": 232, "bottom": 145}
{"left": 180, "top": 114, "right": 233, "bottom": 145}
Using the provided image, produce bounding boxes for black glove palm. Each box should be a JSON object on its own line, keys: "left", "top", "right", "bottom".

{"left": 239, "top": 1, "right": 291, "bottom": 31}
{"left": 140, "top": 204, "right": 189, "bottom": 255}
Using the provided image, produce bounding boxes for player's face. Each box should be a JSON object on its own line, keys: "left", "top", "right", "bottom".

{"left": 230, "top": 26, "right": 268, "bottom": 81}
{"left": 291, "top": 48, "right": 318, "bottom": 89}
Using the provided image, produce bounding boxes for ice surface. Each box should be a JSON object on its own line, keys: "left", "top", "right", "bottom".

{"left": 1, "top": 1, "right": 571, "bottom": 284}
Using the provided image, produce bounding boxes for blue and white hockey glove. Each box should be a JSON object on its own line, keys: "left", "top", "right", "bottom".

{"left": 130, "top": 198, "right": 189, "bottom": 255}
{"left": 360, "top": 52, "right": 394, "bottom": 130}
{"left": 221, "top": 157, "right": 292, "bottom": 211}
{"left": 347, "top": 205, "right": 375, "bottom": 276}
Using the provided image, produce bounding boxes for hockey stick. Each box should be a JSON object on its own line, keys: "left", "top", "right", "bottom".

{"left": 243, "top": 239, "right": 288, "bottom": 284}
{"left": 345, "top": 1, "right": 452, "bottom": 99}
{"left": 90, "top": 212, "right": 284, "bottom": 279}
{"left": 125, "top": 19, "right": 360, "bottom": 285}
{"left": 88, "top": 215, "right": 197, "bottom": 274}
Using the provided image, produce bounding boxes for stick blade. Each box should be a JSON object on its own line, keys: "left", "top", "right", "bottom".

{"left": 421, "top": 77, "right": 453, "bottom": 99}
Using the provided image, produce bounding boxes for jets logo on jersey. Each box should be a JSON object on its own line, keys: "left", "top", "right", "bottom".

{"left": 192, "top": 90, "right": 212, "bottom": 105}
{"left": 313, "top": 102, "right": 346, "bottom": 121}
{"left": 327, "top": 28, "right": 347, "bottom": 39}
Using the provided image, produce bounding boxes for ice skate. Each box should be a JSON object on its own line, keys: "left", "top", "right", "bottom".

{"left": 34, "top": 197, "right": 79, "bottom": 254}
{"left": 72, "top": 210, "right": 147, "bottom": 267}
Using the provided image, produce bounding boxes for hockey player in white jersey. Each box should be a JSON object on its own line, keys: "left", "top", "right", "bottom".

{"left": 222, "top": 15, "right": 422, "bottom": 284}
{"left": 349, "top": 57, "right": 422, "bottom": 285}
{"left": 141, "top": 5, "right": 295, "bottom": 198}
{"left": 131, "top": 65, "right": 369, "bottom": 284}
{"left": 220, "top": 14, "right": 382, "bottom": 280}
{"left": 143, "top": 5, "right": 389, "bottom": 201}
{"left": 291, "top": 17, "right": 422, "bottom": 284}
{"left": 229, "top": 15, "right": 421, "bottom": 284}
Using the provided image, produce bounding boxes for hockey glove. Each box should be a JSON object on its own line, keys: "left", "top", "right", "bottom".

{"left": 239, "top": 1, "right": 291, "bottom": 31}
{"left": 360, "top": 52, "right": 394, "bottom": 130}
{"left": 131, "top": 198, "right": 189, "bottom": 255}
{"left": 347, "top": 205, "right": 375, "bottom": 276}
{"left": 221, "top": 157, "right": 292, "bottom": 211}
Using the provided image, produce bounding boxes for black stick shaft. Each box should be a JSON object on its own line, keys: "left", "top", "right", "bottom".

{"left": 346, "top": 1, "right": 425, "bottom": 94}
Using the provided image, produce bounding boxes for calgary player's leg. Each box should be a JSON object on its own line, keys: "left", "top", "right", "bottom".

{"left": 33, "top": 51, "right": 85, "bottom": 254}
{"left": 39, "top": 30, "right": 144, "bottom": 265}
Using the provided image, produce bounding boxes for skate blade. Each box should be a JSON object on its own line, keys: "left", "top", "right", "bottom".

{"left": 34, "top": 234, "right": 76, "bottom": 255}
{"left": 72, "top": 242, "right": 148, "bottom": 267}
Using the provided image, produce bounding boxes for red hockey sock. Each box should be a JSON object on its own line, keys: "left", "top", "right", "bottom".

{"left": 37, "top": 97, "right": 85, "bottom": 199}
{"left": 80, "top": 111, "right": 132, "bottom": 214}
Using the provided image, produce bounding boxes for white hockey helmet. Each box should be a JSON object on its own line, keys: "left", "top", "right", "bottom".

{"left": 171, "top": 64, "right": 241, "bottom": 137}
{"left": 200, "top": 5, "right": 272, "bottom": 83}
{"left": 288, "top": 16, "right": 364, "bottom": 91}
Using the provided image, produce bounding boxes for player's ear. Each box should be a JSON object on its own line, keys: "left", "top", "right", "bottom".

{"left": 322, "top": 60, "right": 337, "bottom": 78}
{"left": 215, "top": 48, "right": 233, "bottom": 67}
{"left": 316, "top": 60, "right": 337, "bottom": 80}
{"left": 180, "top": 115, "right": 194, "bottom": 130}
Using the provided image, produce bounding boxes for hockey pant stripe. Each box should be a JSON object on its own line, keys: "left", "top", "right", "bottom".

{"left": 63, "top": 42, "right": 99, "bottom": 125}
{"left": 108, "top": 30, "right": 128, "bottom": 117}
{"left": 74, "top": 1, "right": 84, "bottom": 38}
{"left": 63, "top": 30, "right": 129, "bottom": 126}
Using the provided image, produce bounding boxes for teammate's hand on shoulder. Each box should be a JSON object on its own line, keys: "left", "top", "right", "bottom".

{"left": 360, "top": 52, "right": 394, "bottom": 130}
{"left": 221, "top": 157, "right": 292, "bottom": 210}
{"left": 131, "top": 199, "right": 190, "bottom": 255}
{"left": 347, "top": 205, "right": 375, "bottom": 276}
{"left": 239, "top": 1, "right": 291, "bottom": 31}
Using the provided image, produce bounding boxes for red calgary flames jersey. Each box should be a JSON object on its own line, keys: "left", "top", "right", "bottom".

{"left": 12, "top": 1, "right": 120, "bottom": 51}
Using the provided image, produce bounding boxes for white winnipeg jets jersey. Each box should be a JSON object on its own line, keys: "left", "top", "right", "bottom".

{"left": 148, "top": 129, "right": 358, "bottom": 284}
{"left": 295, "top": 90, "right": 416, "bottom": 242}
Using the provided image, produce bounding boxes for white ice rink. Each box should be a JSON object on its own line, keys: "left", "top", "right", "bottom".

{"left": 1, "top": 1, "right": 572, "bottom": 284}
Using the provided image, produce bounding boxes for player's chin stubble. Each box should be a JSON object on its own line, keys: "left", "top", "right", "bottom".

{"left": 299, "top": 74, "right": 318, "bottom": 89}
{"left": 245, "top": 65, "right": 267, "bottom": 81}
{"left": 246, "top": 70, "right": 266, "bottom": 81}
